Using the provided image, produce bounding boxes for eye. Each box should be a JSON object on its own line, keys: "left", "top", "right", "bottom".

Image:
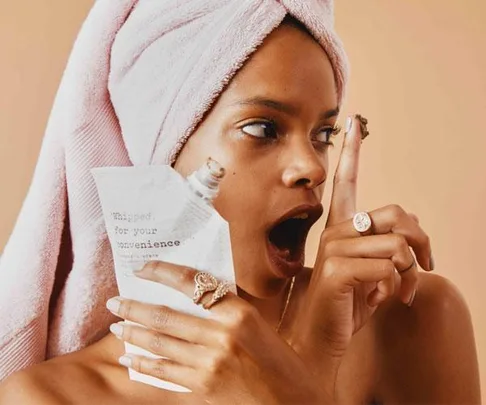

{"left": 313, "top": 124, "right": 342, "bottom": 147}
{"left": 240, "top": 120, "right": 278, "bottom": 139}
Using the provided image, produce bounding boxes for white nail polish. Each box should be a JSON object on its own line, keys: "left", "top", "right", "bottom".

{"left": 109, "top": 323, "right": 123, "bottom": 338}
{"left": 106, "top": 297, "right": 122, "bottom": 314}
{"left": 119, "top": 355, "right": 132, "bottom": 368}
{"left": 345, "top": 116, "right": 353, "bottom": 134}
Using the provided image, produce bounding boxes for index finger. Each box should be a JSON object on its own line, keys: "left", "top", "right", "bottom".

{"left": 326, "top": 114, "right": 366, "bottom": 227}
{"left": 134, "top": 261, "right": 240, "bottom": 314}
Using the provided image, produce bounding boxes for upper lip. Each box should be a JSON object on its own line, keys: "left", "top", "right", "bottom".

{"left": 266, "top": 203, "right": 324, "bottom": 235}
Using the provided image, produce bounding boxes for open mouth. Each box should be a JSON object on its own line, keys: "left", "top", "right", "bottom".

{"left": 268, "top": 215, "right": 311, "bottom": 262}
{"left": 266, "top": 204, "right": 323, "bottom": 275}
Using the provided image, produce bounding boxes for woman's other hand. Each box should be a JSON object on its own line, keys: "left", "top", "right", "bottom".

{"left": 288, "top": 115, "right": 434, "bottom": 396}
{"left": 105, "top": 262, "right": 334, "bottom": 405}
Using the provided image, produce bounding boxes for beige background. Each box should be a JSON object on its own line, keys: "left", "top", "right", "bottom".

{"left": 1, "top": 0, "right": 484, "bottom": 396}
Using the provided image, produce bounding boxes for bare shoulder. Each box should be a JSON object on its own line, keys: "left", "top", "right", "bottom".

{"left": 374, "top": 272, "right": 482, "bottom": 404}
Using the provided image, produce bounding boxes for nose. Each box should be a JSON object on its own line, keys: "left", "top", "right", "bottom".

{"left": 281, "top": 138, "right": 327, "bottom": 189}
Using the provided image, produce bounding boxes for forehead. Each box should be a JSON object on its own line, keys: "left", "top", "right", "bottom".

{"left": 218, "top": 23, "right": 337, "bottom": 108}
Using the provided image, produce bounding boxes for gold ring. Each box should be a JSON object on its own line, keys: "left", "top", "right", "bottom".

{"left": 193, "top": 272, "right": 219, "bottom": 304}
{"left": 203, "top": 281, "right": 231, "bottom": 309}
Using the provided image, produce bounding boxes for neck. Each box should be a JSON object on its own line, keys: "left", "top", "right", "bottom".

{"left": 236, "top": 277, "right": 294, "bottom": 331}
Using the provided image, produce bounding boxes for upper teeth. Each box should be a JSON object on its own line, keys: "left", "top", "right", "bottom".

{"left": 292, "top": 213, "right": 309, "bottom": 219}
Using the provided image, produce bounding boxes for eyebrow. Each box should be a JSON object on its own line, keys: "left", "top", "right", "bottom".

{"left": 231, "top": 96, "right": 340, "bottom": 120}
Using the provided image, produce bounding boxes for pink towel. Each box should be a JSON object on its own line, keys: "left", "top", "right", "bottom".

{"left": 0, "top": 0, "right": 349, "bottom": 379}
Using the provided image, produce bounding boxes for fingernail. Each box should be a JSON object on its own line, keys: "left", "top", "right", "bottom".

{"left": 118, "top": 355, "right": 133, "bottom": 368}
{"left": 345, "top": 116, "right": 353, "bottom": 134}
{"left": 109, "top": 322, "right": 123, "bottom": 339}
{"left": 106, "top": 297, "right": 122, "bottom": 314}
{"left": 429, "top": 253, "right": 435, "bottom": 271}
{"left": 407, "top": 288, "right": 417, "bottom": 307}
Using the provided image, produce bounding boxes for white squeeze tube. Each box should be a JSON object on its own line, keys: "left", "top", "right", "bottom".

{"left": 91, "top": 158, "right": 236, "bottom": 392}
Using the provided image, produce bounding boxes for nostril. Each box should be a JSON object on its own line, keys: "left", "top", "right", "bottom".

{"left": 294, "top": 178, "right": 311, "bottom": 187}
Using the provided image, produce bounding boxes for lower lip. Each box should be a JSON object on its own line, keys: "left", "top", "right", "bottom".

{"left": 265, "top": 238, "right": 305, "bottom": 278}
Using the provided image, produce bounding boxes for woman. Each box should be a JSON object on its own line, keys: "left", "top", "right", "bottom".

{"left": 0, "top": 2, "right": 481, "bottom": 405}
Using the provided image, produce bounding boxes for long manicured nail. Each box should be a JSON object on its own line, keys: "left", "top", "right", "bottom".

{"left": 106, "top": 297, "right": 122, "bottom": 314}
{"left": 345, "top": 116, "right": 353, "bottom": 135}
{"left": 429, "top": 253, "right": 435, "bottom": 271}
{"left": 119, "top": 354, "right": 133, "bottom": 368}
{"left": 109, "top": 322, "right": 123, "bottom": 339}
{"left": 407, "top": 288, "right": 417, "bottom": 307}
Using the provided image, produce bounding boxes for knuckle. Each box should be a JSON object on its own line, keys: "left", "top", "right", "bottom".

{"left": 148, "top": 333, "right": 165, "bottom": 353}
{"left": 121, "top": 324, "right": 132, "bottom": 341}
{"left": 207, "top": 352, "right": 226, "bottom": 376}
{"left": 118, "top": 299, "right": 133, "bottom": 319}
{"left": 143, "top": 260, "right": 159, "bottom": 275}
{"left": 407, "top": 212, "right": 420, "bottom": 223}
{"left": 229, "top": 305, "right": 257, "bottom": 328}
{"left": 130, "top": 358, "right": 141, "bottom": 373}
{"left": 320, "top": 229, "right": 331, "bottom": 245}
{"left": 391, "top": 233, "right": 409, "bottom": 252}
{"left": 334, "top": 170, "right": 357, "bottom": 186}
{"left": 217, "top": 331, "right": 239, "bottom": 354}
{"left": 322, "top": 256, "right": 343, "bottom": 278}
{"left": 150, "top": 306, "right": 171, "bottom": 330}
{"left": 198, "top": 375, "right": 216, "bottom": 396}
{"left": 322, "top": 239, "right": 337, "bottom": 258}
{"left": 177, "top": 266, "right": 195, "bottom": 287}
{"left": 382, "top": 259, "right": 395, "bottom": 275}
{"left": 151, "top": 359, "right": 167, "bottom": 380}
{"left": 387, "top": 204, "right": 406, "bottom": 221}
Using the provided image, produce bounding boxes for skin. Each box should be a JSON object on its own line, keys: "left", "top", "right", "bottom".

{"left": 0, "top": 21, "right": 481, "bottom": 405}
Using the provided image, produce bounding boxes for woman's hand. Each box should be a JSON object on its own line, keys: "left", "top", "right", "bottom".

{"left": 288, "top": 115, "right": 435, "bottom": 395}
{"left": 106, "top": 262, "right": 334, "bottom": 405}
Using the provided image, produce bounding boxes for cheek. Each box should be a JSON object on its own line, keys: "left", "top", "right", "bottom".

{"left": 213, "top": 169, "right": 269, "bottom": 224}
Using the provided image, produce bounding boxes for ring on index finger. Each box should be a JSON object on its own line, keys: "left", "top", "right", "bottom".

{"left": 193, "top": 272, "right": 219, "bottom": 304}
{"left": 203, "top": 281, "right": 231, "bottom": 310}
{"left": 353, "top": 211, "right": 374, "bottom": 236}
{"left": 193, "top": 272, "right": 231, "bottom": 309}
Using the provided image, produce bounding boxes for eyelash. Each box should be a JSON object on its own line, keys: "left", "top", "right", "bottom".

{"left": 239, "top": 120, "right": 342, "bottom": 149}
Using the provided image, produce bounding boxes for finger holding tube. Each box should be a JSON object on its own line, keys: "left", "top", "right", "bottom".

{"left": 105, "top": 296, "right": 221, "bottom": 347}
{"left": 133, "top": 261, "right": 239, "bottom": 311}
{"left": 109, "top": 321, "right": 203, "bottom": 368}
{"left": 132, "top": 260, "right": 260, "bottom": 329}
{"left": 117, "top": 353, "right": 197, "bottom": 392}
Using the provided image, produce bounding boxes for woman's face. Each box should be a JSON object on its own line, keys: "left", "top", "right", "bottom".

{"left": 174, "top": 22, "right": 339, "bottom": 298}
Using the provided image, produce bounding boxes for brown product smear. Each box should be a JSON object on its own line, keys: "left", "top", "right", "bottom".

{"left": 355, "top": 113, "right": 370, "bottom": 141}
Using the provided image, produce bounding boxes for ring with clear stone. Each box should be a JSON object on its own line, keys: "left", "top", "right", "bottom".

{"left": 353, "top": 211, "right": 373, "bottom": 235}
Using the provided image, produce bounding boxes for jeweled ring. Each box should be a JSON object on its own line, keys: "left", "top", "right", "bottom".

{"left": 203, "top": 281, "right": 231, "bottom": 309}
{"left": 353, "top": 211, "right": 373, "bottom": 235}
{"left": 193, "top": 272, "right": 219, "bottom": 304}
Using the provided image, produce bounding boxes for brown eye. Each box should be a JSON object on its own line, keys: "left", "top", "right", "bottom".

{"left": 241, "top": 121, "right": 278, "bottom": 139}
{"left": 314, "top": 125, "right": 342, "bottom": 145}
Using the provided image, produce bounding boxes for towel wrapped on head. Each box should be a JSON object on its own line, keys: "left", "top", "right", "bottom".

{"left": 0, "top": 0, "right": 349, "bottom": 379}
